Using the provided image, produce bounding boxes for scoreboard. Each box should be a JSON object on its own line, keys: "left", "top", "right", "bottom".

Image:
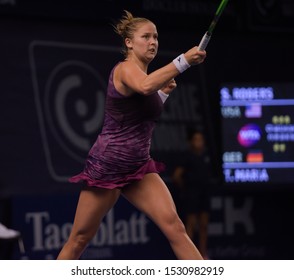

{"left": 220, "top": 84, "right": 294, "bottom": 185}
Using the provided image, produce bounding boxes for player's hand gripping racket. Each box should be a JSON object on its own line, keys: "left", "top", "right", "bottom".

{"left": 198, "top": 0, "right": 229, "bottom": 51}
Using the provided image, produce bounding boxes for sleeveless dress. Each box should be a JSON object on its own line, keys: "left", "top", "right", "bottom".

{"left": 69, "top": 62, "right": 165, "bottom": 189}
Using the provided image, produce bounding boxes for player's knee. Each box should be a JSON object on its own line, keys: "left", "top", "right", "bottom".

{"left": 163, "top": 212, "right": 186, "bottom": 238}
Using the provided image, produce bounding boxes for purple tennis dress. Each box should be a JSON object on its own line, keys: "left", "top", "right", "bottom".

{"left": 69, "top": 62, "right": 165, "bottom": 189}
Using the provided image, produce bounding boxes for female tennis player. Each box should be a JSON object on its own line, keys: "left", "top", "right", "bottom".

{"left": 57, "top": 10, "right": 206, "bottom": 260}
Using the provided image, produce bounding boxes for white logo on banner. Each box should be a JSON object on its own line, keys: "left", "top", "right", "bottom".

{"left": 44, "top": 60, "right": 105, "bottom": 161}
{"left": 29, "top": 41, "right": 117, "bottom": 181}
{"left": 25, "top": 209, "right": 149, "bottom": 259}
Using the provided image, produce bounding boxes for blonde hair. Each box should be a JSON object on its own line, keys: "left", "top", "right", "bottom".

{"left": 114, "top": 10, "right": 153, "bottom": 57}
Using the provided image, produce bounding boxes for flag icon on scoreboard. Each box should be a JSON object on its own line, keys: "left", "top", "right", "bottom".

{"left": 246, "top": 151, "right": 264, "bottom": 163}
{"left": 245, "top": 103, "right": 262, "bottom": 118}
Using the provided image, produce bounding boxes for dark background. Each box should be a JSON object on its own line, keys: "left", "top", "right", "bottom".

{"left": 1, "top": 0, "right": 294, "bottom": 259}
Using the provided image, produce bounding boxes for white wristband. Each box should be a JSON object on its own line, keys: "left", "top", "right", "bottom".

{"left": 158, "top": 90, "right": 169, "bottom": 103}
{"left": 172, "top": 54, "right": 190, "bottom": 73}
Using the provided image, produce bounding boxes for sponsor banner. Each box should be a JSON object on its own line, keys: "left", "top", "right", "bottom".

{"left": 9, "top": 191, "right": 294, "bottom": 260}
{"left": 11, "top": 194, "right": 174, "bottom": 260}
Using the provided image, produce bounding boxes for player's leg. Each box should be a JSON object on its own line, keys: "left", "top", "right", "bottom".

{"left": 122, "top": 173, "right": 203, "bottom": 260}
{"left": 57, "top": 186, "right": 121, "bottom": 259}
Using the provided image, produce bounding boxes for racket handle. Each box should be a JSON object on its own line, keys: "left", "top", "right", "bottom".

{"left": 198, "top": 32, "right": 211, "bottom": 51}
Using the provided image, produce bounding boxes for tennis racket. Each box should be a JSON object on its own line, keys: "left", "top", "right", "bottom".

{"left": 198, "top": 0, "right": 229, "bottom": 51}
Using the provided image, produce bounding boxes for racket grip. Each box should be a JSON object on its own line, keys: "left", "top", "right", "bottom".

{"left": 198, "top": 32, "right": 211, "bottom": 51}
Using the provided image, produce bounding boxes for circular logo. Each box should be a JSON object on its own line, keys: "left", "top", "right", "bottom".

{"left": 44, "top": 60, "right": 106, "bottom": 163}
{"left": 237, "top": 124, "right": 262, "bottom": 147}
